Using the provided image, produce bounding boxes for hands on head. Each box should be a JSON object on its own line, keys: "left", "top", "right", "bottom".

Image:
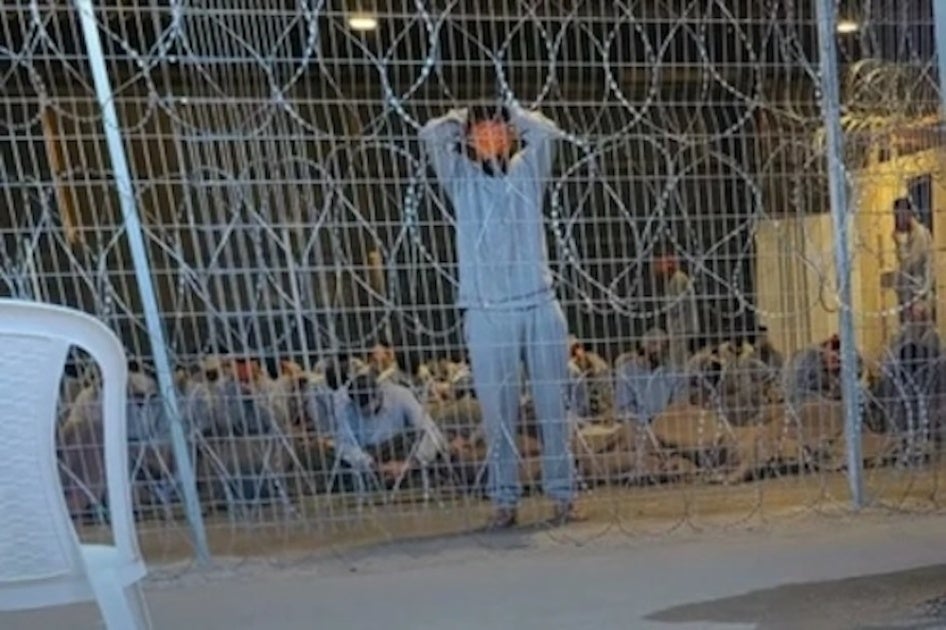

{"left": 466, "top": 102, "right": 516, "bottom": 165}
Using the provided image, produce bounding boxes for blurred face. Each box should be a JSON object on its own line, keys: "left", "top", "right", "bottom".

{"left": 907, "top": 301, "right": 931, "bottom": 323}
{"left": 468, "top": 120, "right": 514, "bottom": 163}
{"left": 570, "top": 341, "right": 584, "bottom": 361}
{"left": 370, "top": 344, "right": 394, "bottom": 370}
{"left": 894, "top": 209, "right": 912, "bottom": 232}
{"left": 230, "top": 359, "right": 261, "bottom": 393}
{"left": 654, "top": 255, "right": 677, "bottom": 277}
{"left": 822, "top": 348, "right": 840, "bottom": 372}
{"left": 643, "top": 341, "right": 664, "bottom": 367}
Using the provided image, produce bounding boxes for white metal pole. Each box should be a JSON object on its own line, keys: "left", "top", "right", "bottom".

{"left": 75, "top": 0, "right": 211, "bottom": 563}
{"left": 814, "top": 0, "right": 864, "bottom": 508}
{"left": 934, "top": 0, "right": 946, "bottom": 120}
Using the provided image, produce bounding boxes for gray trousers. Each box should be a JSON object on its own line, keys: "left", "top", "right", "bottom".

{"left": 464, "top": 300, "right": 575, "bottom": 508}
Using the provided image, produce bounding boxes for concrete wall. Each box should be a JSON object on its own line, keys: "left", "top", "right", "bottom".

{"left": 756, "top": 145, "right": 946, "bottom": 360}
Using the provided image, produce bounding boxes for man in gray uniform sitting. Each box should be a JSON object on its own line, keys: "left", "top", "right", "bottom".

{"left": 334, "top": 371, "right": 446, "bottom": 484}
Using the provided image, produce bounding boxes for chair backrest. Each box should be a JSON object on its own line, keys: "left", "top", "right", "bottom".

{"left": 0, "top": 299, "right": 136, "bottom": 586}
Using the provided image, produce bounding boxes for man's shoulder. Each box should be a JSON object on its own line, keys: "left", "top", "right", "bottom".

{"left": 908, "top": 220, "right": 933, "bottom": 244}
{"left": 791, "top": 347, "right": 820, "bottom": 367}
{"left": 380, "top": 380, "right": 415, "bottom": 400}
{"left": 669, "top": 270, "right": 694, "bottom": 290}
{"left": 616, "top": 355, "right": 648, "bottom": 376}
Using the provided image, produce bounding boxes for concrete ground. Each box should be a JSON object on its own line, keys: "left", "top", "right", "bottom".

{"left": 5, "top": 510, "right": 946, "bottom": 629}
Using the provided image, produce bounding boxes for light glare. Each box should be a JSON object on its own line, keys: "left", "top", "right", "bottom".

{"left": 348, "top": 14, "right": 378, "bottom": 32}
{"left": 837, "top": 20, "right": 859, "bottom": 34}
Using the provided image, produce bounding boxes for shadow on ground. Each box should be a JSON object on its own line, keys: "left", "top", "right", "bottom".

{"left": 648, "top": 564, "right": 946, "bottom": 630}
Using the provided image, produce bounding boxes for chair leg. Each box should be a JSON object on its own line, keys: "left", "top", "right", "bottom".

{"left": 88, "top": 571, "right": 150, "bottom": 630}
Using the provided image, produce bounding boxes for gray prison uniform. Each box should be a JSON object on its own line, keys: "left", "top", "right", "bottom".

{"left": 568, "top": 362, "right": 591, "bottom": 420}
{"left": 568, "top": 358, "right": 613, "bottom": 421}
{"left": 895, "top": 218, "right": 934, "bottom": 312}
{"left": 304, "top": 379, "right": 337, "bottom": 436}
{"left": 333, "top": 381, "right": 445, "bottom": 470}
{"left": 783, "top": 347, "right": 831, "bottom": 409}
{"left": 420, "top": 105, "right": 574, "bottom": 508}
{"left": 887, "top": 322, "right": 942, "bottom": 360}
{"left": 662, "top": 270, "right": 700, "bottom": 371}
{"left": 782, "top": 346, "right": 863, "bottom": 410}
{"left": 614, "top": 355, "right": 686, "bottom": 424}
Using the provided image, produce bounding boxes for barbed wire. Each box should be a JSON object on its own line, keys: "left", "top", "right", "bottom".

{"left": 1, "top": 0, "right": 945, "bottom": 567}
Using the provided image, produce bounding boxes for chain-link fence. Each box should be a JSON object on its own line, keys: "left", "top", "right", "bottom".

{"left": 2, "top": 0, "right": 945, "bottom": 566}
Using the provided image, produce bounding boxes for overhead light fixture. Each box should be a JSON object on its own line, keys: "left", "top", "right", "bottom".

{"left": 348, "top": 13, "right": 378, "bottom": 32}
{"left": 836, "top": 20, "right": 859, "bottom": 34}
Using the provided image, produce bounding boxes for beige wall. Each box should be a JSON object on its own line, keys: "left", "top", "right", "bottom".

{"left": 756, "top": 146, "right": 946, "bottom": 360}
{"left": 755, "top": 213, "right": 850, "bottom": 358}
{"left": 851, "top": 147, "right": 946, "bottom": 358}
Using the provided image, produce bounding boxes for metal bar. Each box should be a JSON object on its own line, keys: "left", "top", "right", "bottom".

{"left": 934, "top": 0, "right": 946, "bottom": 120}
{"left": 814, "top": 0, "right": 864, "bottom": 508}
{"left": 283, "top": 226, "right": 312, "bottom": 370}
{"left": 75, "top": 0, "right": 211, "bottom": 563}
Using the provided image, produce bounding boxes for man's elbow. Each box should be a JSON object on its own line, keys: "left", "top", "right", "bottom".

{"left": 418, "top": 118, "right": 449, "bottom": 141}
{"left": 418, "top": 124, "right": 439, "bottom": 144}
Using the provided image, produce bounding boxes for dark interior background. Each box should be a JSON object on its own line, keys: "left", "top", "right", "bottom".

{"left": 0, "top": 0, "right": 939, "bottom": 371}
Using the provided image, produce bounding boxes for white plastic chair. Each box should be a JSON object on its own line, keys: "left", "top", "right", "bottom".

{"left": 0, "top": 300, "right": 149, "bottom": 628}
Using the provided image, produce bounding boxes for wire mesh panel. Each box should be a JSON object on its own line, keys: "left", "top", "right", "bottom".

{"left": 0, "top": 0, "right": 944, "bottom": 563}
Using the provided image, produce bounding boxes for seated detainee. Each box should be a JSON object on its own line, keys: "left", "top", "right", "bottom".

{"left": 568, "top": 336, "right": 613, "bottom": 421}
{"left": 614, "top": 328, "right": 687, "bottom": 425}
{"left": 277, "top": 355, "right": 353, "bottom": 481}
{"left": 887, "top": 300, "right": 941, "bottom": 358}
{"left": 334, "top": 371, "right": 447, "bottom": 483}
{"left": 683, "top": 345, "right": 725, "bottom": 400}
{"left": 301, "top": 354, "right": 354, "bottom": 438}
{"left": 751, "top": 325, "right": 784, "bottom": 371}
{"left": 368, "top": 341, "right": 431, "bottom": 403}
{"left": 569, "top": 336, "right": 609, "bottom": 375}
{"left": 718, "top": 357, "right": 769, "bottom": 427}
{"left": 423, "top": 358, "right": 476, "bottom": 403}
{"left": 873, "top": 301, "right": 945, "bottom": 436}
{"left": 369, "top": 340, "right": 398, "bottom": 380}
{"left": 711, "top": 332, "right": 780, "bottom": 426}
{"left": 449, "top": 361, "right": 475, "bottom": 399}
{"left": 783, "top": 334, "right": 863, "bottom": 408}
{"left": 746, "top": 325, "right": 786, "bottom": 403}
{"left": 567, "top": 361, "right": 591, "bottom": 420}
{"left": 314, "top": 355, "right": 367, "bottom": 379}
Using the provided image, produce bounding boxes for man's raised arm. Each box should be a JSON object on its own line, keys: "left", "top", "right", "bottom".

{"left": 419, "top": 108, "right": 467, "bottom": 191}
{"left": 508, "top": 104, "right": 562, "bottom": 180}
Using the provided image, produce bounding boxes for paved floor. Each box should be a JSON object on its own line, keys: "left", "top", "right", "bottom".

{"left": 5, "top": 512, "right": 946, "bottom": 629}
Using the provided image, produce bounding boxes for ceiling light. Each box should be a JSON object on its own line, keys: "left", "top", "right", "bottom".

{"left": 836, "top": 20, "right": 859, "bottom": 34}
{"left": 348, "top": 13, "right": 378, "bottom": 32}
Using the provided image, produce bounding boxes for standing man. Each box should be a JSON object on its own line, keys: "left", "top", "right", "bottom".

{"left": 892, "top": 197, "right": 934, "bottom": 322}
{"left": 419, "top": 100, "right": 580, "bottom": 528}
{"left": 652, "top": 244, "right": 701, "bottom": 372}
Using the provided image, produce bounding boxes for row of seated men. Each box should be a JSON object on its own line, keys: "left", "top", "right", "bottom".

{"left": 56, "top": 301, "right": 945, "bottom": 521}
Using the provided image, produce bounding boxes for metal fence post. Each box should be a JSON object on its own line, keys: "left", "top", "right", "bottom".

{"left": 934, "top": 0, "right": 946, "bottom": 117}
{"left": 814, "top": 0, "right": 864, "bottom": 508}
{"left": 75, "top": 0, "right": 211, "bottom": 563}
